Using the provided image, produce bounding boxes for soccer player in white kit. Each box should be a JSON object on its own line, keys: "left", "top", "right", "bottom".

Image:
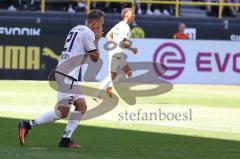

{"left": 18, "top": 10, "right": 104, "bottom": 148}
{"left": 93, "top": 8, "right": 138, "bottom": 100}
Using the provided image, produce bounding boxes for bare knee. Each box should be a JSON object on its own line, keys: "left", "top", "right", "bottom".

{"left": 122, "top": 64, "right": 132, "bottom": 77}
{"left": 111, "top": 72, "right": 118, "bottom": 81}
{"left": 126, "top": 71, "right": 132, "bottom": 77}
{"left": 75, "top": 104, "right": 87, "bottom": 113}
{"left": 74, "top": 98, "right": 87, "bottom": 113}
{"left": 61, "top": 112, "right": 69, "bottom": 118}
{"left": 57, "top": 106, "right": 70, "bottom": 118}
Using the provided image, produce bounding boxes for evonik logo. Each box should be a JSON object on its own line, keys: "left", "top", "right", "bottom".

{"left": 0, "top": 27, "right": 41, "bottom": 36}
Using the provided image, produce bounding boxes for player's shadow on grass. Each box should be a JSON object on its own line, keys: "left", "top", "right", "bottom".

{"left": 0, "top": 117, "right": 240, "bottom": 159}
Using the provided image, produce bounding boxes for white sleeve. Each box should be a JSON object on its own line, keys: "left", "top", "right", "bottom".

{"left": 83, "top": 31, "right": 97, "bottom": 53}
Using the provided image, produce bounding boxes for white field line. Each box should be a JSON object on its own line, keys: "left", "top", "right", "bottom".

{"left": 0, "top": 107, "right": 37, "bottom": 113}
{"left": 173, "top": 89, "right": 240, "bottom": 95}
{"left": 97, "top": 119, "right": 240, "bottom": 134}
{"left": 1, "top": 104, "right": 240, "bottom": 134}
{"left": 27, "top": 147, "right": 47, "bottom": 150}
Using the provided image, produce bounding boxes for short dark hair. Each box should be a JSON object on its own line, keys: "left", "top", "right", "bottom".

{"left": 86, "top": 9, "right": 105, "bottom": 22}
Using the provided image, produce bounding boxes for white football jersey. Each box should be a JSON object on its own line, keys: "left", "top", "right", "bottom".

{"left": 109, "top": 21, "right": 130, "bottom": 57}
{"left": 56, "top": 25, "right": 97, "bottom": 80}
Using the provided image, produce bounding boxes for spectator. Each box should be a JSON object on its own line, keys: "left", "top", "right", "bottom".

{"left": 136, "top": 2, "right": 152, "bottom": 15}
{"left": 91, "top": 2, "right": 124, "bottom": 13}
{"left": 18, "top": 0, "right": 35, "bottom": 10}
{"left": 173, "top": 23, "right": 189, "bottom": 39}
{"left": 68, "top": 3, "right": 75, "bottom": 13}
{"left": 68, "top": 0, "right": 86, "bottom": 13}
{"left": 75, "top": 0, "right": 86, "bottom": 12}
{"left": 146, "top": 3, "right": 153, "bottom": 15}
{"left": 136, "top": 0, "right": 154, "bottom": 15}
{"left": 234, "top": 0, "right": 240, "bottom": 12}
{"left": 8, "top": 0, "right": 17, "bottom": 11}
{"left": 152, "top": 4, "right": 171, "bottom": 16}
{"left": 136, "top": 0, "right": 143, "bottom": 14}
{"left": 206, "top": 0, "right": 238, "bottom": 17}
{"left": 224, "top": 0, "right": 238, "bottom": 17}
{"left": 8, "top": 0, "right": 35, "bottom": 11}
{"left": 205, "top": 0, "right": 215, "bottom": 16}
{"left": 136, "top": 0, "right": 172, "bottom": 16}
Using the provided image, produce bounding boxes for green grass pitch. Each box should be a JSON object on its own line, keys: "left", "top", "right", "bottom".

{"left": 0, "top": 80, "right": 240, "bottom": 159}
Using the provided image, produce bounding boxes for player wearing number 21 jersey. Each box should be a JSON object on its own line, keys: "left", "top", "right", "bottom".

{"left": 18, "top": 10, "right": 104, "bottom": 148}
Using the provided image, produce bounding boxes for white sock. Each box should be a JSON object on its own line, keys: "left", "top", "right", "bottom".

{"left": 63, "top": 111, "right": 83, "bottom": 138}
{"left": 110, "top": 73, "right": 123, "bottom": 87}
{"left": 100, "top": 75, "right": 112, "bottom": 90}
{"left": 94, "top": 73, "right": 124, "bottom": 97}
{"left": 94, "top": 75, "right": 112, "bottom": 97}
{"left": 108, "top": 80, "right": 113, "bottom": 87}
{"left": 30, "top": 110, "right": 61, "bottom": 128}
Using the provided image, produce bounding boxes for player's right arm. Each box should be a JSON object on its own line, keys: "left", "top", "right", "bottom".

{"left": 106, "top": 30, "right": 113, "bottom": 42}
{"left": 88, "top": 50, "right": 100, "bottom": 62}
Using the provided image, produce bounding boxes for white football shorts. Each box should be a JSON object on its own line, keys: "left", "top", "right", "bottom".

{"left": 110, "top": 55, "right": 128, "bottom": 73}
{"left": 55, "top": 73, "right": 84, "bottom": 107}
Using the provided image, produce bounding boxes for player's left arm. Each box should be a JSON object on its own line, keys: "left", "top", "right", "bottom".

{"left": 119, "top": 27, "right": 138, "bottom": 54}
{"left": 120, "top": 38, "right": 138, "bottom": 54}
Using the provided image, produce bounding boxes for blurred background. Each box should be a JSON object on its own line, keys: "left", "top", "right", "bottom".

{"left": 0, "top": 1, "right": 240, "bottom": 158}
{"left": 0, "top": 0, "right": 240, "bottom": 80}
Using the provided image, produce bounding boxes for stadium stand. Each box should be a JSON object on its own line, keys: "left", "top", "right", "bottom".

{"left": 0, "top": 0, "right": 239, "bottom": 18}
